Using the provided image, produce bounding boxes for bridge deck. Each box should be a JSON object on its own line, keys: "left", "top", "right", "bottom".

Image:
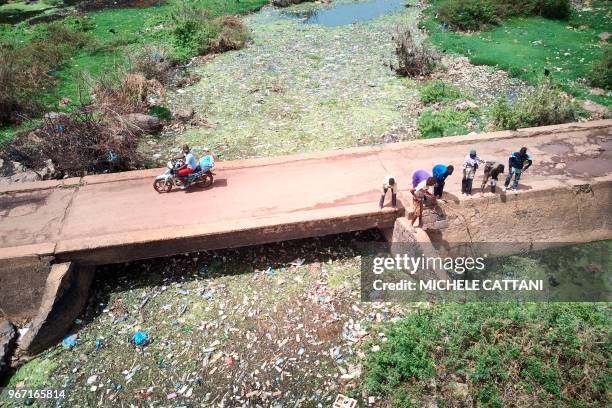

{"left": 1, "top": 120, "right": 610, "bottom": 265}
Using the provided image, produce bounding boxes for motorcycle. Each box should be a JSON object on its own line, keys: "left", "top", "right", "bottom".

{"left": 153, "top": 157, "right": 215, "bottom": 193}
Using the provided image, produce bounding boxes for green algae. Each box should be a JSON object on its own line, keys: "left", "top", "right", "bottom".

{"left": 163, "top": 3, "right": 422, "bottom": 159}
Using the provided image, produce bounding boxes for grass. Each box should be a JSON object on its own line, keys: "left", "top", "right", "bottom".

{"left": 418, "top": 107, "right": 479, "bottom": 137}
{"left": 0, "top": 0, "right": 268, "bottom": 139}
{"left": 422, "top": 0, "right": 612, "bottom": 107}
{"left": 419, "top": 80, "right": 463, "bottom": 105}
{"left": 365, "top": 302, "right": 611, "bottom": 407}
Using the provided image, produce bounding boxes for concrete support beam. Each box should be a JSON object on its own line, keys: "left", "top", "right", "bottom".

{"left": 0, "top": 255, "right": 53, "bottom": 323}
{"left": 17, "top": 262, "right": 95, "bottom": 356}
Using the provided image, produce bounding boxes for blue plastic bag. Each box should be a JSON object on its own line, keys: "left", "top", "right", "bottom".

{"left": 131, "top": 331, "right": 149, "bottom": 346}
{"left": 62, "top": 334, "right": 77, "bottom": 348}
{"left": 199, "top": 155, "right": 214, "bottom": 171}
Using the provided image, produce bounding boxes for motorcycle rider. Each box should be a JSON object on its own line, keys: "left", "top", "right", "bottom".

{"left": 174, "top": 144, "right": 199, "bottom": 188}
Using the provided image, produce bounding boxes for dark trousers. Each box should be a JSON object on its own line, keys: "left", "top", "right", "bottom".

{"left": 461, "top": 178, "right": 474, "bottom": 194}
{"left": 481, "top": 170, "right": 499, "bottom": 193}
{"left": 380, "top": 188, "right": 397, "bottom": 208}
{"left": 434, "top": 179, "right": 445, "bottom": 198}
{"left": 505, "top": 169, "right": 521, "bottom": 189}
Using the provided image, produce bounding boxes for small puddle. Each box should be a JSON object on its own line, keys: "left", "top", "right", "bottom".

{"left": 278, "top": 0, "right": 407, "bottom": 27}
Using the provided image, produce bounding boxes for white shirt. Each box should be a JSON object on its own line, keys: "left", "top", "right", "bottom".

{"left": 382, "top": 176, "right": 397, "bottom": 193}
{"left": 414, "top": 179, "right": 430, "bottom": 199}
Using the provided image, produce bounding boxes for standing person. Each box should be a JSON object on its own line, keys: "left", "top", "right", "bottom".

{"left": 503, "top": 147, "right": 532, "bottom": 192}
{"left": 432, "top": 164, "right": 454, "bottom": 199}
{"left": 410, "top": 176, "right": 436, "bottom": 227}
{"left": 379, "top": 176, "right": 397, "bottom": 209}
{"left": 480, "top": 161, "right": 505, "bottom": 194}
{"left": 462, "top": 149, "right": 483, "bottom": 196}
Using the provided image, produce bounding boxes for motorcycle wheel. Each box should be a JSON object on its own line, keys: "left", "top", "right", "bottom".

{"left": 153, "top": 179, "right": 173, "bottom": 193}
{"left": 202, "top": 172, "right": 214, "bottom": 188}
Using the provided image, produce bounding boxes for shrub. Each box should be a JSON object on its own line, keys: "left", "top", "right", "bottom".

{"left": 170, "top": 1, "right": 219, "bottom": 58}
{"left": 209, "top": 16, "right": 248, "bottom": 53}
{"left": 148, "top": 105, "right": 172, "bottom": 121}
{"left": 169, "top": 2, "right": 249, "bottom": 59}
{"left": 0, "top": 23, "right": 92, "bottom": 124}
{"left": 420, "top": 80, "right": 462, "bottom": 104}
{"left": 127, "top": 45, "right": 177, "bottom": 84}
{"left": 2, "top": 110, "right": 142, "bottom": 176}
{"left": 589, "top": 48, "right": 611, "bottom": 91}
{"left": 418, "top": 107, "right": 474, "bottom": 138}
{"left": 436, "top": 0, "right": 571, "bottom": 31}
{"left": 491, "top": 80, "right": 579, "bottom": 130}
{"left": 534, "top": 0, "right": 571, "bottom": 19}
{"left": 0, "top": 40, "right": 66, "bottom": 124}
{"left": 364, "top": 301, "right": 610, "bottom": 406}
{"left": 391, "top": 29, "right": 436, "bottom": 78}
{"left": 438, "top": 0, "right": 498, "bottom": 31}
{"left": 94, "top": 73, "right": 165, "bottom": 115}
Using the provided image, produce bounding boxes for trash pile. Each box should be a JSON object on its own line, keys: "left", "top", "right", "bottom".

{"left": 6, "top": 230, "right": 408, "bottom": 406}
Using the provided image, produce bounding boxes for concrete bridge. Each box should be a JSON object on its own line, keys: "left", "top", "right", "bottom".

{"left": 1, "top": 120, "right": 611, "bottom": 355}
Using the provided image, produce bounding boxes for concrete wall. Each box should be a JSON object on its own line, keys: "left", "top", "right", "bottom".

{"left": 0, "top": 255, "right": 52, "bottom": 323}
{"left": 421, "top": 177, "right": 612, "bottom": 253}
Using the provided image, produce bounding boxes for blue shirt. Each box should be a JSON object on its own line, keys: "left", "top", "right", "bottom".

{"left": 185, "top": 152, "right": 198, "bottom": 169}
{"left": 509, "top": 152, "right": 532, "bottom": 170}
{"left": 432, "top": 164, "right": 449, "bottom": 181}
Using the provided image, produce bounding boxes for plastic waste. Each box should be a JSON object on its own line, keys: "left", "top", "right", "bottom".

{"left": 131, "top": 331, "right": 150, "bottom": 346}
{"left": 62, "top": 334, "right": 78, "bottom": 348}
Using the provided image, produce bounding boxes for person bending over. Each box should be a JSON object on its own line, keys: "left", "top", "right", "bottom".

{"left": 410, "top": 177, "right": 436, "bottom": 227}
{"left": 380, "top": 176, "right": 398, "bottom": 209}
{"left": 432, "top": 164, "right": 454, "bottom": 199}
{"left": 503, "top": 147, "right": 532, "bottom": 192}
{"left": 481, "top": 161, "right": 505, "bottom": 194}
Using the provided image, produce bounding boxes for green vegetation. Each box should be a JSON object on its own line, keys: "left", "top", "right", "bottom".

{"left": 418, "top": 107, "right": 477, "bottom": 138}
{"left": 590, "top": 47, "right": 612, "bottom": 91}
{"left": 417, "top": 80, "right": 478, "bottom": 138}
{"left": 424, "top": 0, "right": 612, "bottom": 107}
{"left": 148, "top": 105, "right": 173, "bottom": 120}
{"left": 491, "top": 80, "right": 580, "bottom": 129}
{"left": 434, "top": 0, "right": 571, "bottom": 31}
{"left": 0, "top": 0, "right": 267, "bottom": 129}
{"left": 0, "top": 18, "right": 93, "bottom": 123}
{"left": 365, "top": 302, "right": 611, "bottom": 407}
{"left": 419, "top": 80, "right": 462, "bottom": 104}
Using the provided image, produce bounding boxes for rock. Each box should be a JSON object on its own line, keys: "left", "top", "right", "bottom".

{"left": 10, "top": 170, "right": 41, "bottom": 183}
{"left": 37, "top": 159, "right": 58, "bottom": 180}
{"left": 44, "top": 112, "right": 68, "bottom": 121}
{"left": 454, "top": 100, "right": 479, "bottom": 111}
{"left": 174, "top": 108, "right": 194, "bottom": 122}
{"left": 599, "top": 32, "right": 611, "bottom": 42}
{"left": 0, "top": 320, "right": 17, "bottom": 378}
{"left": 122, "top": 114, "right": 162, "bottom": 133}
